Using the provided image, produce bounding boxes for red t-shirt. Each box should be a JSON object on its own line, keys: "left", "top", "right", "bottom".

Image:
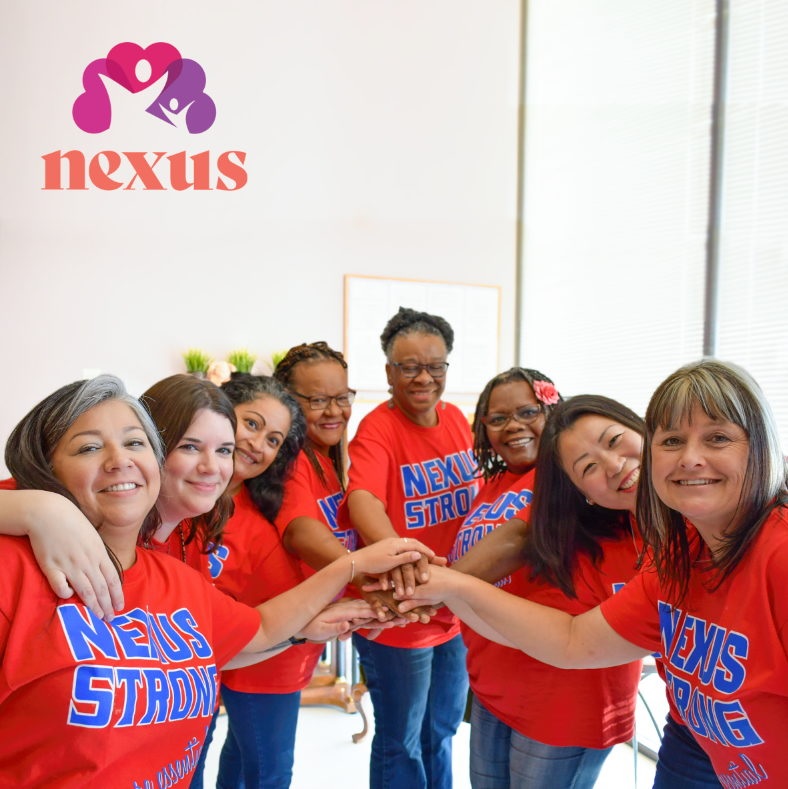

{"left": 601, "top": 508, "right": 788, "bottom": 784}
{"left": 345, "top": 400, "right": 479, "bottom": 648}
{"left": 145, "top": 520, "right": 211, "bottom": 578}
{"left": 276, "top": 450, "right": 358, "bottom": 579}
{"left": 470, "top": 535, "right": 643, "bottom": 747}
{"left": 211, "top": 486, "right": 324, "bottom": 693}
{"left": 447, "top": 468, "right": 535, "bottom": 567}
{"left": 0, "top": 536, "right": 260, "bottom": 788}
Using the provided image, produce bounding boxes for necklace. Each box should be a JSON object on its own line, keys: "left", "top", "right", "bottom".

{"left": 175, "top": 523, "right": 187, "bottom": 564}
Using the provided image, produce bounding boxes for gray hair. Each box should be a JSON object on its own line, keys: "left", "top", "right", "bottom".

{"left": 6, "top": 375, "right": 163, "bottom": 542}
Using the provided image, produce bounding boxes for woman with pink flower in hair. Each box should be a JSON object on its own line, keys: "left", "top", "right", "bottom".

{"left": 446, "top": 375, "right": 646, "bottom": 789}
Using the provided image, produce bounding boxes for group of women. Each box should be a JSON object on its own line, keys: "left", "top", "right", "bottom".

{"left": 0, "top": 304, "right": 785, "bottom": 789}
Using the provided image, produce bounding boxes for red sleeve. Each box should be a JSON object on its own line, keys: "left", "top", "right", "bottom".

{"left": 205, "top": 580, "right": 261, "bottom": 668}
{"left": 599, "top": 567, "right": 662, "bottom": 654}
{"left": 275, "top": 454, "right": 326, "bottom": 535}
{"left": 345, "top": 410, "right": 393, "bottom": 506}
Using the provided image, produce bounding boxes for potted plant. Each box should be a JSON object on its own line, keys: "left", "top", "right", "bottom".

{"left": 227, "top": 348, "right": 257, "bottom": 374}
{"left": 182, "top": 348, "right": 212, "bottom": 377}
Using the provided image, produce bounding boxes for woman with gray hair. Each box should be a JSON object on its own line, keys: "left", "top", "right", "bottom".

{"left": 0, "top": 374, "right": 436, "bottom": 788}
{"left": 395, "top": 359, "right": 788, "bottom": 788}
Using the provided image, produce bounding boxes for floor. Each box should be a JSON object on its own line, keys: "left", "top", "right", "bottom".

{"left": 202, "top": 695, "right": 660, "bottom": 788}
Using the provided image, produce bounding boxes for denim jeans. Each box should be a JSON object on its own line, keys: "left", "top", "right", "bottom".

{"left": 189, "top": 708, "right": 219, "bottom": 789}
{"left": 353, "top": 632, "right": 469, "bottom": 789}
{"left": 653, "top": 717, "right": 721, "bottom": 788}
{"left": 469, "top": 696, "right": 612, "bottom": 789}
{"left": 216, "top": 686, "right": 302, "bottom": 789}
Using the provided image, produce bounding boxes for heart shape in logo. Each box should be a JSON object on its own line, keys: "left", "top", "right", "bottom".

{"left": 105, "top": 42, "right": 182, "bottom": 93}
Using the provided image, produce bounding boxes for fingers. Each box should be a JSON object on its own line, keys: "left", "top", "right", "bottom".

{"left": 396, "top": 562, "right": 417, "bottom": 597}
{"left": 414, "top": 552, "right": 432, "bottom": 582}
{"left": 389, "top": 565, "right": 406, "bottom": 597}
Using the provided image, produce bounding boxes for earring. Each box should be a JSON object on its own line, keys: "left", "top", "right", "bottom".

{"left": 585, "top": 497, "right": 594, "bottom": 506}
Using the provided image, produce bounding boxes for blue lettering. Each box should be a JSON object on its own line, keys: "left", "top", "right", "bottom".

{"left": 401, "top": 464, "right": 428, "bottom": 497}
{"left": 404, "top": 500, "right": 426, "bottom": 529}
{"left": 464, "top": 502, "right": 491, "bottom": 527}
{"left": 111, "top": 611, "right": 156, "bottom": 660}
{"left": 115, "top": 667, "right": 145, "bottom": 726}
{"left": 171, "top": 609, "right": 212, "bottom": 659}
{"left": 684, "top": 620, "right": 725, "bottom": 684}
{"left": 455, "top": 486, "right": 473, "bottom": 517}
{"left": 190, "top": 665, "right": 218, "bottom": 717}
{"left": 139, "top": 667, "right": 170, "bottom": 724}
{"left": 208, "top": 543, "right": 229, "bottom": 580}
{"left": 317, "top": 492, "right": 343, "bottom": 529}
{"left": 168, "top": 668, "right": 193, "bottom": 722}
{"left": 423, "top": 459, "right": 447, "bottom": 491}
{"left": 150, "top": 612, "right": 194, "bottom": 663}
{"left": 714, "top": 700, "right": 764, "bottom": 747}
{"left": 58, "top": 604, "right": 119, "bottom": 661}
{"left": 69, "top": 665, "right": 114, "bottom": 727}
{"left": 714, "top": 632, "right": 748, "bottom": 693}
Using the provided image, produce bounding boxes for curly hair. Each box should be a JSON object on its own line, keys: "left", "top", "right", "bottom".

{"left": 273, "top": 341, "right": 349, "bottom": 490}
{"left": 472, "top": 367, "right": 562, "bottom": 480}
{"left": 524, "top": 394, "right": 644, "bottom": 598}
{"left": 220, "top": 373, "right": 307, "bottom": 522}
{"left": 380, "top": 306, "right": 454, "bottom": 357}
{"left": 141, "top": 374, "right": 237, "bottom": 553}
{"left": 6, "top": 375, "right": 164, "bottom": 578}
{"left": 638, "top": 358, "right": 788, "bottom": 604}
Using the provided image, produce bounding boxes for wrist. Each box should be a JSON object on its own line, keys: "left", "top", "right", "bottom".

{"left": 289, "top": 635, "right": 308, "bottom": 645}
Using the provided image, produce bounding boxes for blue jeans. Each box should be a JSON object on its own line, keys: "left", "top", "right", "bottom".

{"left": 216, "top": 686, "right": 301, "bottom": 789}
{"left": 469, "top": 696, "right": 612, "bottom": 789}
{"left": 353, "top": 633, "right": 469, "bottom": 789}
{"left": 189, "top": 708, "right": 218, "bottom": 788}
{"left": 653, "top": 716, "right": 721, "bottom": 788}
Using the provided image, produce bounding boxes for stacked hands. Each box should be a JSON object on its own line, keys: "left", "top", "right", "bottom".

{"left": 355, "top": 538, "right": 449, "bottom": 631}
{"left": 31, "top": 514, "right": 447, "bottom": 641}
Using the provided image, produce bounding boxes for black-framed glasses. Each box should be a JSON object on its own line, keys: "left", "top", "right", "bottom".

{"left": 482, "top": 404, "right": 544, "bottom": 431}
{"left": 292, "top": 390, "right": 356, "bottom": 410}
{"left": 390, "top": 362, "right": 449, "bottom": 379}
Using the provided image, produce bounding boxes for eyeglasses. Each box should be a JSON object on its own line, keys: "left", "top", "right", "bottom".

{"left": 292, "top": 390, "right": 356, "bottom": 410}
{"left": 482, "top": 404, "right": 544, "bottom": 431}
{"left": 390, "top": 362, "right": 450, "bottom": 379}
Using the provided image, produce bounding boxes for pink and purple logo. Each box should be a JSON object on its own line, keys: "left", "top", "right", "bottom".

{"left": 73, "top": 42, "right": 216, "bottom": 134}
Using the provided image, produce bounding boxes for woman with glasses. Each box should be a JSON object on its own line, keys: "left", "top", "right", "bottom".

{"left": 344, "top": 306, "right": 479, "bottom": 789}
{"left": 448, "top": 392, "right": 650, "bottom": 788}
{"left": 273, "top": 341, "right": 359, "bottom": 569}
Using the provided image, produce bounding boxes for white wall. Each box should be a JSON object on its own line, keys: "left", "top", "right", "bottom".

{"left": 0, "top": 1, "right": 521, "bottom": 474}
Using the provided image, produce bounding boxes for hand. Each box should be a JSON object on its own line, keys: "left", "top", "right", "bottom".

{"left": 296, "top": 598, "right": 381, "bottom": 643}
{"left": 28, "top": 493, "right": 123, "bottom": 619}
{"left": 360, "top": 585, "right": 434, "bottom": 625}
{"left": 351, "top": 536, "right": 435, "bottom": 577}
{"left": 375, "top": 553, "right": 449, "bottom": 597}
{"left": 390, "top": 565, "right": 456, "bottom": 615}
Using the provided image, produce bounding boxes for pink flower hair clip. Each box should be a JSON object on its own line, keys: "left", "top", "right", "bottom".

{"left": 533, "top": 380, "right": 560, "bottom": 405}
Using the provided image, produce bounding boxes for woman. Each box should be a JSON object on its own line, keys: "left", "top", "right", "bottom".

{"left": 345, "top": 306, "right": 479, "bottom": 789}
{"left": 0, "top": 374, "right": 434, "bottom": 787}
{"left": 449, "top": 386, "right": 646, "bottom": 788}
{"left": 273, "top": 341, "right": 358, "bottom": 568}
{"left": 397, "top": 359, "right": 788, "bottom": 787}
{"left": 212, "top": 373, "right": 354, "bottom": 789}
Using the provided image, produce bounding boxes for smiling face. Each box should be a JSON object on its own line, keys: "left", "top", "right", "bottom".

{"left": 157, "top": 408, "right": 235, "bottom": 527}
{"left": 385, "top": 332, "right": 448, "bottom": 426}
{"left": 50, "top": 400, "right": 161, "bottom": 539}
{"left": 289, "top": 360, "right": 351, "bottom": 455}
{"left": 558, "top": 414, "right": 643, "bottom": 514}
{"left": 650, "top": 405, "right": 749, "bottom": 542}
{"left": 484, "top": 380, "right": 546, "bottom": 474}
{"left": 231, "top": 395, "right": 292, "bottom": 485}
